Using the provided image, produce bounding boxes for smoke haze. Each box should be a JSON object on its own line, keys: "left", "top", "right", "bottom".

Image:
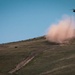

{"left": 45, "top": 16, "right": 75, "bottom": 43}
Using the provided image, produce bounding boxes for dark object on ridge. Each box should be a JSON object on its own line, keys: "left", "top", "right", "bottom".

{"left": 73, "top": 9, "right": 75, "bottom": 12}
{"left": 15, "top": 46, "right": 18, "bottom": 48}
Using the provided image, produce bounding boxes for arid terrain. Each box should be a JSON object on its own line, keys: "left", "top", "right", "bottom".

{"left": 0, "top": 36, "right": 75, "bottom": 75}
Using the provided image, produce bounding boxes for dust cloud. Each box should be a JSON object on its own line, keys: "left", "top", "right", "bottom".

{"left": 45, "top": 15, "right": 75, "bottom": 43}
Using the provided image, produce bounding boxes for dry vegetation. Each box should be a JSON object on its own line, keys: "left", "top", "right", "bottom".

{"left": 0, "top": 36, "right": 75, "bottom": 75}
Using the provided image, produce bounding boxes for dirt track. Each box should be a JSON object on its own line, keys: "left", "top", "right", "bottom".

{"left": 8, "top": 47, "right": 55, "bottom": 74}
{"left": 8, "top": 52, "right": 38, "bottom": 74}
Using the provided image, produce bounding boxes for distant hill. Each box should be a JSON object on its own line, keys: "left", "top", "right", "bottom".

{"left": 0, "top": 36, "right": 75, "bottom": 75}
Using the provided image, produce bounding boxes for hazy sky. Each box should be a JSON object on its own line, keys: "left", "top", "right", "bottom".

{"left": 0, "top": 0, "right": 75, "bottom": 44}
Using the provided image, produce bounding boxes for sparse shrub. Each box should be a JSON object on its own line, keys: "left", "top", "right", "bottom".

{"left": 15, "top": 46, "right": 18, "bottom": 48}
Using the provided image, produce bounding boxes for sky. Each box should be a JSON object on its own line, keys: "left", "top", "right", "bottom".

{"left": 0, "top": 0, "right": 75, "bottom": 44}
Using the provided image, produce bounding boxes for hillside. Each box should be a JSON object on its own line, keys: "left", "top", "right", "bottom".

{"left": 0, "top": 36, "right": 75, "bottom": 75}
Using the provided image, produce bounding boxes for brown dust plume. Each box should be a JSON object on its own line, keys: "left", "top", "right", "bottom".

{"left": 45, "top": 16, "right": 75, "bottom": 43}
